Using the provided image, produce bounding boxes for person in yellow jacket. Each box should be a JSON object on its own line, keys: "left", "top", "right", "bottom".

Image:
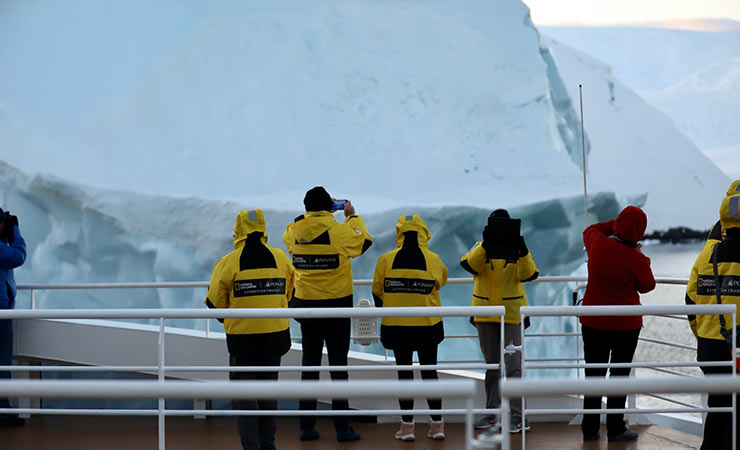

{"left": 282, "top": 186, "right": 372, "bottom": 443}
{"left": 372, "top": 215, "right": 448, "bottom": 441}
{"left": 460, "top": 209, "right": 538, "bottom": 434}
{"left": 685, "top": 182, "right": 740, "bottom": 450}
{"left": 205, "top": 209, "right": 294, "bottom": 450}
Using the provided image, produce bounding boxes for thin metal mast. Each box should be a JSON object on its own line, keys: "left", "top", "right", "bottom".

{"left": 579, "top": 84, "right": 588, "bottom": 229}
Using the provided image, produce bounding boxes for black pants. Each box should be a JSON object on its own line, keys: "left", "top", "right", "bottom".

{"left": 299, "top": 318, "right": 352, "bottom": 432}
{"left": 229, "top": 353, "right": 281, "bottom": 450}
{"left": 698, "top": 337, "right": 740, "bottom": 450}
{"left": 581, "top": 325, "right": 640, "bottom": 436}
{"left": 0, "top": 320, "right": 12, "bottom": 414}
{"left": 393, "top": 344, "right": 442, "bottom": 422}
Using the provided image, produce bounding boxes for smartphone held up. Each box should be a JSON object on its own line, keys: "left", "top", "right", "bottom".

{"left": 332, "top": 199, "right": 347, "bottom": 211}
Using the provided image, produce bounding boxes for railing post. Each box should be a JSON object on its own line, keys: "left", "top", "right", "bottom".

{"left": 627, "top": 364, "right": 637, "bottom": 425}
{"left": 501, "top": 396, "right": 511, "bottom": 450}
{"left": 205, "top": 288, "right": 210, "bottom": 338}
{"left": 158, "top": 317, "right": 165, "bottom": 450}
{"left": 465, "top": 397, "right": 473, "bottom": 450}
{"left": 499, "top": 312, "right": 506, "bottom": 428}
{"left": 30, "top": 289, "right": 36, "bottom": 310}
{"left": 733, "top": 311, "right": 737, "bottom": 450}
{"left": 520, "top": 313, "right": 526, "bottom": 450}
{"left": 16, "top": 358, "right": 40, "bottom": 419}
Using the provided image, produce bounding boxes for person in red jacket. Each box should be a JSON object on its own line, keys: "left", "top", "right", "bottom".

{"left": 580, "top": 205, "right": 656, "bottom": 442}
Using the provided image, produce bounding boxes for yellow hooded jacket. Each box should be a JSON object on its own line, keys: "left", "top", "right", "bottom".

{"left": 460, "top": 242, "right": 538, "bottom": 324}
{"left": 205, "top": 210, "right": 295, "bottom": 335}
{"left": 282, "top": 211, "right": 372, "bottom": 301}
{"left": 686, "top": 194, "right": 740, "bottom": 340}
{"left": 372, "top": 215, "right": 448, "bottom": 327}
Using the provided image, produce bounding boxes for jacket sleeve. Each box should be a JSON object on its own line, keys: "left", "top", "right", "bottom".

{"left": 204, "top": 258, "right": 231, "bottom": 309}
{"left": 460, "top": 242, "right": 486, "bottom": 275}
{"left": 685, "top": 254, "right": 700, "bottom": 338}
{"left": 340, "top": 215, "right": 373, "bottom": 258}
{"left": 372, "top": 254, "right": 386, "bottom": 307}
{"left": 436, "top": 254, "right": 449, "bottom": 289}
{"left": 282, "top": 225, "right": 294, "bottom": 255}
{"left": 280, "top": 250, "right": 296, "bottom": 303}
{"left": 583, "top": 220, "right": 614, "bottom": 253}
{"left": 0, "top": 226, "right": 26, "bottom": 270}
{"left": 517, "top": 252, "right": 539, "bottom": 282}
{"left": 635, "top": 255, "right": 656, "bottom": 294}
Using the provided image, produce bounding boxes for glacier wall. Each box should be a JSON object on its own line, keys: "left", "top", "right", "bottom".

{"left": 0, "top": 160, "right": 633, "bottom": 365}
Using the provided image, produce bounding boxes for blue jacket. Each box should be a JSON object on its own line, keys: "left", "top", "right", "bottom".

{"left": 0, "top": 226, "right": 26, "bottom": 310}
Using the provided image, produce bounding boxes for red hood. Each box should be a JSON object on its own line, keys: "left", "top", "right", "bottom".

{"left": 614, "top": 206, "right": 647, "bottom": 245}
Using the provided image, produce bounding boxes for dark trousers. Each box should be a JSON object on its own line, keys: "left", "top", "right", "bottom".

{"left": 229, "top": 353, "right": 281, "bottom": 450}
{"left": 393, "top": 344, "right": 442, "bottom": 422}
{"left": 299, "top": 318, "right": 352, "bottom": 432}
{"left": 581, "top": 325, "right": 640, "bottom": 436}
{"left": 698, "top": 337, "right": 740, "bottom": 450}
{"left": 0, "top": 319, "right": 12, "bottom": 414}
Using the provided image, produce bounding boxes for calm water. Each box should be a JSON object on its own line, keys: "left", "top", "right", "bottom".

{"left": 629, "top": 241, "right": 704, "bottom": 417}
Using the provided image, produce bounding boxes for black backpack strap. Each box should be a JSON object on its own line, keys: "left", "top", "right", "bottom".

{"left": 712, "top": 242, "right": 726, "bottom": 332}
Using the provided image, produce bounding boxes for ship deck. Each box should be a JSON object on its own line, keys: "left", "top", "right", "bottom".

{"left": 0, "top": 415, "right": 702, "bottom": 449}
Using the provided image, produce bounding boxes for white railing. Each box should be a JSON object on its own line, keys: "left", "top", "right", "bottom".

{"left": 500, "top": 376, "right": 740, "bottom": 450}
{"left": 0, "top": 379, "right": 478, "bottom": 450}
{"left": 0, "top": 305, "right": 505, "bottom": 450}
{"left": 8, "top": 276, "right": 731, "bottom": 449}
{"left": 514, "top": 303, "right": 736, "bottom": 450}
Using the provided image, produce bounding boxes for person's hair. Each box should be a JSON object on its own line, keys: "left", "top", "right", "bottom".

{"left": 303, "top": 186, "right": 333, "bottom": 212}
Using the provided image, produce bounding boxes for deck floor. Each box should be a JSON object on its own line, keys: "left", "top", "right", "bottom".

{"left": 0, "top": 415, "right": 702, "bottom": 449}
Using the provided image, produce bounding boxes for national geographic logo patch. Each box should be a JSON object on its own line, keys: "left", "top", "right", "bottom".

{"left": 292, "top": 254, "right": 340, "bottom": 270}
{"left": 697, "top": 275, "right": 740, "bottom": 297}
{"left": 384, "top": 277, "right": 435, "bottom": 295}
{"left": 233, "top": 278, "right": 286, "bottom": 297}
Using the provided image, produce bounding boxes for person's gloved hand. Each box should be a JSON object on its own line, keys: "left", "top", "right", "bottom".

{"left": 517, "top": 236, "right": 529, "bottom": 257}
{"left": 524, "top": 316, "right": 531, "bottom": 329}
{"left": 482, "top": 226, "right": 494, "bottom": 253}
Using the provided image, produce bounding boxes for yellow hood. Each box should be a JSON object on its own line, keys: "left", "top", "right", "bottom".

{"left": 727, "top": 180, "right": 740, "bottom": 197}
{"left": 720, "top": 195, "right": 740, "bottom": 230}
{"left": 289, "top": 211, "right": 335, "bottom": 242}
{"left": 395, "top": 214, "right": 431, "bottom": 247}
{"left": 233, "top": 209, "right": 268, "bottom": 249}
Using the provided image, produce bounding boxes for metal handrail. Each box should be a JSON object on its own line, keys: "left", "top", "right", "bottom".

{"left": 0, "top": 379, "right": 478, "bottom": 450}
{"left": 14, "top": 275, "right": 593, "bottom": 291}
{"left": 9, "top": 276, "right": 723, "bottom": 450}
{"left": 500, "top": 376, "right": 740, "bottom": 450}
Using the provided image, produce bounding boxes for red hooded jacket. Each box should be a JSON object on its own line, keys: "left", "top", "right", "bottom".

{"left": 580, "top": 206, "right": 656, "bottom": 331}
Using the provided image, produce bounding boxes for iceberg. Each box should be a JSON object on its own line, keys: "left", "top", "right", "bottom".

{"left": 0, "top": 0, "right": 730, "bottom": 364}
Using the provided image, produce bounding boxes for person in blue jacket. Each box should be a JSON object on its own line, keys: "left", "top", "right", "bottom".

{"left": 0, "top": 207, "right": 26, "bottom": 427}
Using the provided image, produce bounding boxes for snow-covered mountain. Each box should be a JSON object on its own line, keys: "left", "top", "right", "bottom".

{"left": 541, "top": 24, "right": 740, "bottom": 177}
{"left": 539, "top": 36, "right": 730, "bottom": 231}
{"left": 541, "top": 25, "right": 740, "bottom": 91}
{"left": 642, "top": 57, "right": 740, "bottom": 152}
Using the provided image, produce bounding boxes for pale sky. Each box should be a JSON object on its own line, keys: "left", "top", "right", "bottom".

{"left": 522, "top": 0, "right": 740, "bottom": 27}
